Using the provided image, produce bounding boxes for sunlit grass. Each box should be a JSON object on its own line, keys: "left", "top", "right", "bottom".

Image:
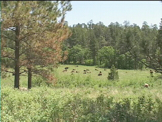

{"left": 2, "top": 65, "right": 162, "bottom": 121}
{"left": 2, "top": 64, "right": 162, "bottom": 100}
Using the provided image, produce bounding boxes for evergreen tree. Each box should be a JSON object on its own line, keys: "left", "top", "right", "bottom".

{"left": 108, "top": 65, "right": 119, "bottom": 80}
{"left": 1, "top": 1, "right": 72, "bottom": 89}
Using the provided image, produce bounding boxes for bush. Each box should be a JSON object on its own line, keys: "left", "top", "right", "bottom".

{"left": 32, "top": 77, "right": 46, "bottom": 87}
{"left": 108, "top": 65, "right": 119, "bottom": 80}
{"left": 2, "top": 87, "right": 162, "bottom": 122}
{"left": 85, "top": 59, "right": 93, "bottom": 66}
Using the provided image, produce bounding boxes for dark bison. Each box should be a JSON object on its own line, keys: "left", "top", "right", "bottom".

{"left": 98, "top": 71, "right": 102, "bottom": 76}
{"left": 150, "top": 70, "right": 153, "bottom": 77}
{"left": 65, "top": 67, "right": 69, "bottom": 70}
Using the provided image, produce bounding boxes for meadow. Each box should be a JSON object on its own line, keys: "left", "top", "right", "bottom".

{"left": 2, "top": 65, "right": 162, "bottom": 122}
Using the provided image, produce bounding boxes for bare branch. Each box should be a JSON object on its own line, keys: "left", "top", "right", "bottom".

{"left": 127, "top": 49, "right": 162, "bottom": 72}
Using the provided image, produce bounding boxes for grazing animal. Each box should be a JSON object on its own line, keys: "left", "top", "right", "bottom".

{"left": 63, "top": 69, "right": 67, "bottom": 72}
{"left": 87, "top": 71, "right": 91, "bottom": 73}
{"left": 73, "top": 69, "right": 76, "bottom": 71}
{"left": 150, "top": 70, "right": 153, "bottom": 77}
{"left": 71, "top": 70, "right": 75, "bottom": 73}
{"left": 95, "top": 69, "right": 98, "bottom": 71}
{"left": 65, "top": 67, "right": 69, "bottom": 70}
{"left": 144, "top": 83, "right": 149, "bottom": 88}
{"left": 76, "top": 71, "right": 79, "bottom": 73}
{"left": 83, "top": 70, "right": 87, "bottom": 74}
{"left": 98, "top": 71, "right": 102, "bottom": 76}
{"left": 76, "top": 65, "right": 78, "bottom": 67}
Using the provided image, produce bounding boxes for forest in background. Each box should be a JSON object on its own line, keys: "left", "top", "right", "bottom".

{"left": 62, "top": 20, "right": 162, "bottom": 71}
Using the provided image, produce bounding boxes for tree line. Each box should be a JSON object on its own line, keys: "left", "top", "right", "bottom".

{"left": 63, "top": 20, "right": 162, "bottom": 72}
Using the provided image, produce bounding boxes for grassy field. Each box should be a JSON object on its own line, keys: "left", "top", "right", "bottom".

{"left": 2, "top": 65, "right": 162, "bottom": 121}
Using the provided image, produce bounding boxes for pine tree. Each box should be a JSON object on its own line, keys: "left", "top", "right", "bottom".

{"left": 108, "top": 65, "right": 119, "bottom": 80}
{"left": 1, "top": 1, "right": 72, "bottom": 89}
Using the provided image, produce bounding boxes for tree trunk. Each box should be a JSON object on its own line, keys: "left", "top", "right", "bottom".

{"left": 93, "top": 56, "right": 96, "bottom": 65}
{"left": 28, "top": 67, "right": 32, "bottom": 89}
{"left": 100, "top": 59, "right": 102, "bottom": 65}
{"left": 134, "top": 54, "right": 137, "bottom": 69}
{"left": 14, "top": 24, "right": 20, "bottom": 89}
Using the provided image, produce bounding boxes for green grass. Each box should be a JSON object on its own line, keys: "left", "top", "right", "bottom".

{"left": 56, "top": 65, "right": 154, "bottom": 83}
{"left": 52, "top": 65, "right": 162, "bottom": 99}
{"left": 2, "top": 65, "right": 162, "bottom": 100}
{"left": 2, "top": 64, "right": 162, "bottom": 121}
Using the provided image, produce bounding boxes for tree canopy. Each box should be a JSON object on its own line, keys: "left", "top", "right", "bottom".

{"left": 1, "top": 1, "right": 72, "bottom": 89}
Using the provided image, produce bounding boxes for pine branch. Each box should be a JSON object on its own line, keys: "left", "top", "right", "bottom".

{"left": 2, "top": 55, "right": 15, "bottom": 60}
{"left": 147, "top": 54, "right": 162, "bottom": 67}
{"left": 127, "top": 48, "right": 162, "bottom": 72}
{"left": 3, "top": 46, "right": 15, "bottom": 50}
{"left": 19, "top": 70, "right": 27, "bottom": 74}
{"left": 2, "top": 34, "right": 16, "bottom": 42}
{"left": 2, "top": 69, "right": 14, "bottom": 74}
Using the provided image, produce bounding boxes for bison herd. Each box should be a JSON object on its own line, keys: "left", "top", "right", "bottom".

{"left": 62, "top": 66, "right": 159, "bottom": 88}
{"left": 62, "top": 66, "right": 103, "bottom": 76}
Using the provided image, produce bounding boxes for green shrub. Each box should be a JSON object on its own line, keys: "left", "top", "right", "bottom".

{"left": 85, "top": 59, "right": 93, "bottom": 66}
{"left": 108, "top": 65, "right": 119, "bottom": 80}
{"left": 32, "top": 77, "right": 46, "bottom": 87}
{"left": 2, "top": 87, "right": 162, "bottom": 122}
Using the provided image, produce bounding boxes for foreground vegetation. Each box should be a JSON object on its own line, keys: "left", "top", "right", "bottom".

{"left": 2, "top": 86, "right": 162, "bottom": 122}
{"left": 2, "top": 65, "right": 162, "bottom": 122}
